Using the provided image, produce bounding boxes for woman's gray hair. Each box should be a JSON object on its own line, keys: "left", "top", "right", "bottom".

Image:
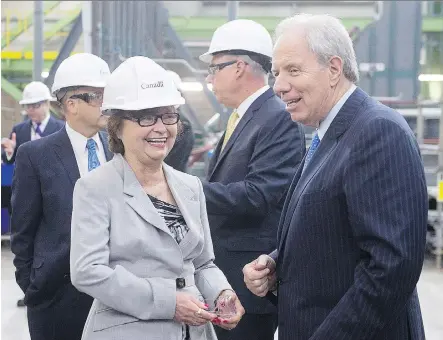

{"left": 275, "top": 13, "right": 359, "bottom": 83}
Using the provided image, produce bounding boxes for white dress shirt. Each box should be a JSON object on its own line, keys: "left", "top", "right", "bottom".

{"left": 31, "top": 113, "right": 51, "bottom": 141}
{"left": 65, "top": 122, "right": 107, "bottom": 177}
{"left": 317, "top": 84, "right": 357, "bottom": 141}
{"left": 233, "top": 85, "right": 270, "bottom": 128}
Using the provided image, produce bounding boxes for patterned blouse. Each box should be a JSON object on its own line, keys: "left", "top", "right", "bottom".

{"left": 148, "top": 195, "right": 190, "bottom": 244}
{"left": 148, "top": 195, "right": 192, "bottom": 339}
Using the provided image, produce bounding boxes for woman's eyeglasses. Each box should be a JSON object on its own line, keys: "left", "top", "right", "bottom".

{"left": 123, "top": 112, "right": 180, "bottom": 127}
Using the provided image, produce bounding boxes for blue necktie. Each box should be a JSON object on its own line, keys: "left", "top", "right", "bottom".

{"left": 35, "top": 123, "right": 42, "bottom": 136}
{"left": 303, "top": 133, "right": 320, "bottom": 171}
{"left": 86, "top": 138, "right": 101, "bottom": 171}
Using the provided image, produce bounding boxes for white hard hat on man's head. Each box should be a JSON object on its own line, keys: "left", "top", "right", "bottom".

{"left": 101, "top": 56, "right": 185, "bottom": 112}
{"left": 19, "top": 81, "right": 53, "bottom": 105}
{"left": 199, "top": 19, "right": 273, "bottom": 64}
{"left": 51, "top": 53, "right": 111, "bottom": 95}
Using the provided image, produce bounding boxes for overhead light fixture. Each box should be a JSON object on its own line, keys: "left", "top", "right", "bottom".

{"left": 418, "top": 74, "right": 443, "bottom": 82}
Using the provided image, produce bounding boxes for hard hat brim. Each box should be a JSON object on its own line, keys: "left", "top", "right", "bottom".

{"left": 19, "top": 96, "right": 55, "bottom": 105}
{"left": 51, "top": 81, "right": 107, "bottom": 96}
{"left": 101, "top": 97, "right": 186, "bottom": 112}
{"left": 199, "top": 52, "right": 214, "bottom": 64}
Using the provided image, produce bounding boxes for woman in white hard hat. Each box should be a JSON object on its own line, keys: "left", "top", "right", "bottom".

{"left": 70, "top": 56, "right": 245, "bottom": 340}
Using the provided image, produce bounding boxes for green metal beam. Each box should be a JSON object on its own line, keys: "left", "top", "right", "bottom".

{"left": 1, "top": 76, "right": 23, "bottom": 101}
{"left": 169, "top": 16, "right": 443, "bottom": 40}
{"left": 21, "top": 6, "right": 82, "bottom": 52}
{"left": 2, "top": 58, "right": 54, "bottom": 74}
{"left": 2, "top": 1, "right": 60, "bottom": 49}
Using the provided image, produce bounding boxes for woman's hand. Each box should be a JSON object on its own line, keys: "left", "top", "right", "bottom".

{"left": 212, "top": 290, "right": 245, "bottom": 330}
{"left": 174, "top": 292, "right": 218, "bottom": 326}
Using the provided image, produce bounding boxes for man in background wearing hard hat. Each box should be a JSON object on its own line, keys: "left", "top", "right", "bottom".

{"left": 1, "top": 81, "right": 64, "bottom": 308}
{"left": 199, "top": 19, "right": 306, "bottom": 340}
{"left": 1, "top": 81, "right": 64, "bottom": 164}
{"left": 10, "top": 53, "right": 113, "bottom": 340}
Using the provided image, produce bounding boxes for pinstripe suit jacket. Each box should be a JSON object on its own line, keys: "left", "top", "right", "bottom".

{"left": 272, "top": 88, "right": 427, "bottom": 340}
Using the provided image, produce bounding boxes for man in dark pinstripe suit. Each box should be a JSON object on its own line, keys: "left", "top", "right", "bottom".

{"left": 244, "top": 13, "right": 427, "bottom": 340}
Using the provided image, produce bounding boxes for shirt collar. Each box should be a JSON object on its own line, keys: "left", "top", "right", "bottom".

{"left": 235, "top": 85, "right": 270, "bottom": 119}
{"left": 65, "top": 122, "right": 102, "bottom": 151}
{"left": 317, "top": 84, "right": 356, "bottom": 140}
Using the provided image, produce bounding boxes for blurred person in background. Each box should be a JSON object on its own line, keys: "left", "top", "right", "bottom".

{"left": 164, "top": 70, "right": 195, "bottom": 173}
{"left": 1, "top": 81, "right": 64, "bottom": 307}
{"left": 70, "top": 56, "right": 244, "bottom": 340}
{"left": 243, "top": 13, "right": 427, "bottom": 340}
{"left": 1, "top": 81, "right": 64, "bottom": 165}
{"left": 199, "top": 19, "right": 306, "bottom": 340}
{"left": 10, "top": 53, "right": 113, "bottom": 340}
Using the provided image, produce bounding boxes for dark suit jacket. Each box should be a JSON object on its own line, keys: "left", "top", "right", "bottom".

{"left": 1, "top": 116, "right": 65, "bottom": 164}
{"left": 272, "top": 87, "right": 427, "bottom": 340}
{"left": 10, "top": 127, "right": 113, "bottom": 307}
{"left": 164, "top": 115, "right": 195, "bottom": 172}
{"left": 203, "top": 88, "right": 306, "bottom": 314}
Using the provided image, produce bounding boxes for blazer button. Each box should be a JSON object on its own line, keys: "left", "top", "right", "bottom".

{"left": 176, "top": 278, "right": 186, "bottom": 289}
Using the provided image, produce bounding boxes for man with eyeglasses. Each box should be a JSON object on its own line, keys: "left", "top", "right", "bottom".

{"left": 1, "top": 81, "right": 64, "bottom": 165}
{"left": 199, "top": 20, "right": 306, "bottom": 340}
{"left": 2, "top": 81, "right": 64, "bottom": 308}
{"left": 10, "top": 53, "right": 113, "bottom": 340}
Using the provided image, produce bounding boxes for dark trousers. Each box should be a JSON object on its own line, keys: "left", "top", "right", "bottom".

{"left": 27, "top": 281, "right": 92, "bottom": 340}
{"left": 215, "top": 313, "right": 277, "bottom": 340}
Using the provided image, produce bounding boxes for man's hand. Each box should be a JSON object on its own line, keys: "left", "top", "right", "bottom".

{"left": 243, "top": 254, "right": 277, "bottom": 297}
{"left": 2, "top": 133, "right": 17, "bottom": 155}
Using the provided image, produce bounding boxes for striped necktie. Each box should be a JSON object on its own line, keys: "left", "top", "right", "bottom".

{"left": 221, "top": 110, "right": 239, "bottom": 151}
{"left": 303, "top": 133, "right": 320, "bottom": 171}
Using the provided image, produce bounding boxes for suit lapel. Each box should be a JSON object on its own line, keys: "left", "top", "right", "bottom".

{"left": 52, "top": 127, "right": 81, "bottom": 186}
{"left": 163, "top": 165, "right": 201, "bottom": 258}
{"left": 208, "top": 88, "right": 274, "bottom": 180}
{"left": 278, "top": 87, "right": 369, "bottom": 252}
{"left": 41, "top": 117, "right": 59, "bottom": 137}
{"left": 119, "top": 155, "right": 170, "bottom": 235}
{"left": 99, "top": 131, "right": 114, "bottom": 161}
{"left": 21, "top": 120, "right": 32, "bottom": 143}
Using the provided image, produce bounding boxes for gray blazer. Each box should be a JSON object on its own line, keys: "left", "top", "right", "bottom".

{"left": 70, "top": 154, "right": 232, "bottom": 340}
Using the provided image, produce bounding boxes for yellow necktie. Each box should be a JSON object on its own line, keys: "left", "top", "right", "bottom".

{"left": 221, "top": 110, "right": 239, "bottom": 150}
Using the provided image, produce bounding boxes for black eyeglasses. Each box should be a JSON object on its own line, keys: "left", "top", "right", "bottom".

{"left": 208, "top": 60, "right": 238, "bottom": 75}
{"left": 23, "top": 101, "right": 46, "bottom": 109}
{"left": 69, "top": 92, "right": 103, "bottom": 106}
{"left": 122, "top": 113, "right": 180, "bottom": 127}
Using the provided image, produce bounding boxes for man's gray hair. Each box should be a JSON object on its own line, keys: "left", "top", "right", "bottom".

{"left": 237, "top": 55, "right": 269, "bottom": 82}
{"left": 275, "top": 13, "right": 359, "bottom": 83}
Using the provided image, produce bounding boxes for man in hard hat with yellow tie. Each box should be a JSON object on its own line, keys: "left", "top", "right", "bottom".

{"left": 199, "top": 19, "right": 306, "bottom": 340}
{"left": 10, "top": 53, "right": 113, "bottom": 340}
{"left": 1, "top": 81, "right": 64, "bottom": 164}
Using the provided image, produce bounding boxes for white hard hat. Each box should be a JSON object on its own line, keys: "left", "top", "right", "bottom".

{"left": 101, "top": 56, "right": 185, "bottom": 111}
{"left": 52, "top": 53, "right": 111, "bottom": 95}
{"left": 19, "top": 81, "right": 53, "bottom": 105}
{"left": 166, "top": 70, "right": 183, "bottom": 91}
{"left": 199, "top": 19, "right": 273, "bottom": 63}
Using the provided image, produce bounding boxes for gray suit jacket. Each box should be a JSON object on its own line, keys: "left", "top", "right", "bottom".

{"left": 70, "top": 154, "right": 232, "bottom": 340}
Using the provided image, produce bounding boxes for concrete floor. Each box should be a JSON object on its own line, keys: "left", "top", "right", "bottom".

{"left": 2, "top": 246, "right": 443, "bottom": 340}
